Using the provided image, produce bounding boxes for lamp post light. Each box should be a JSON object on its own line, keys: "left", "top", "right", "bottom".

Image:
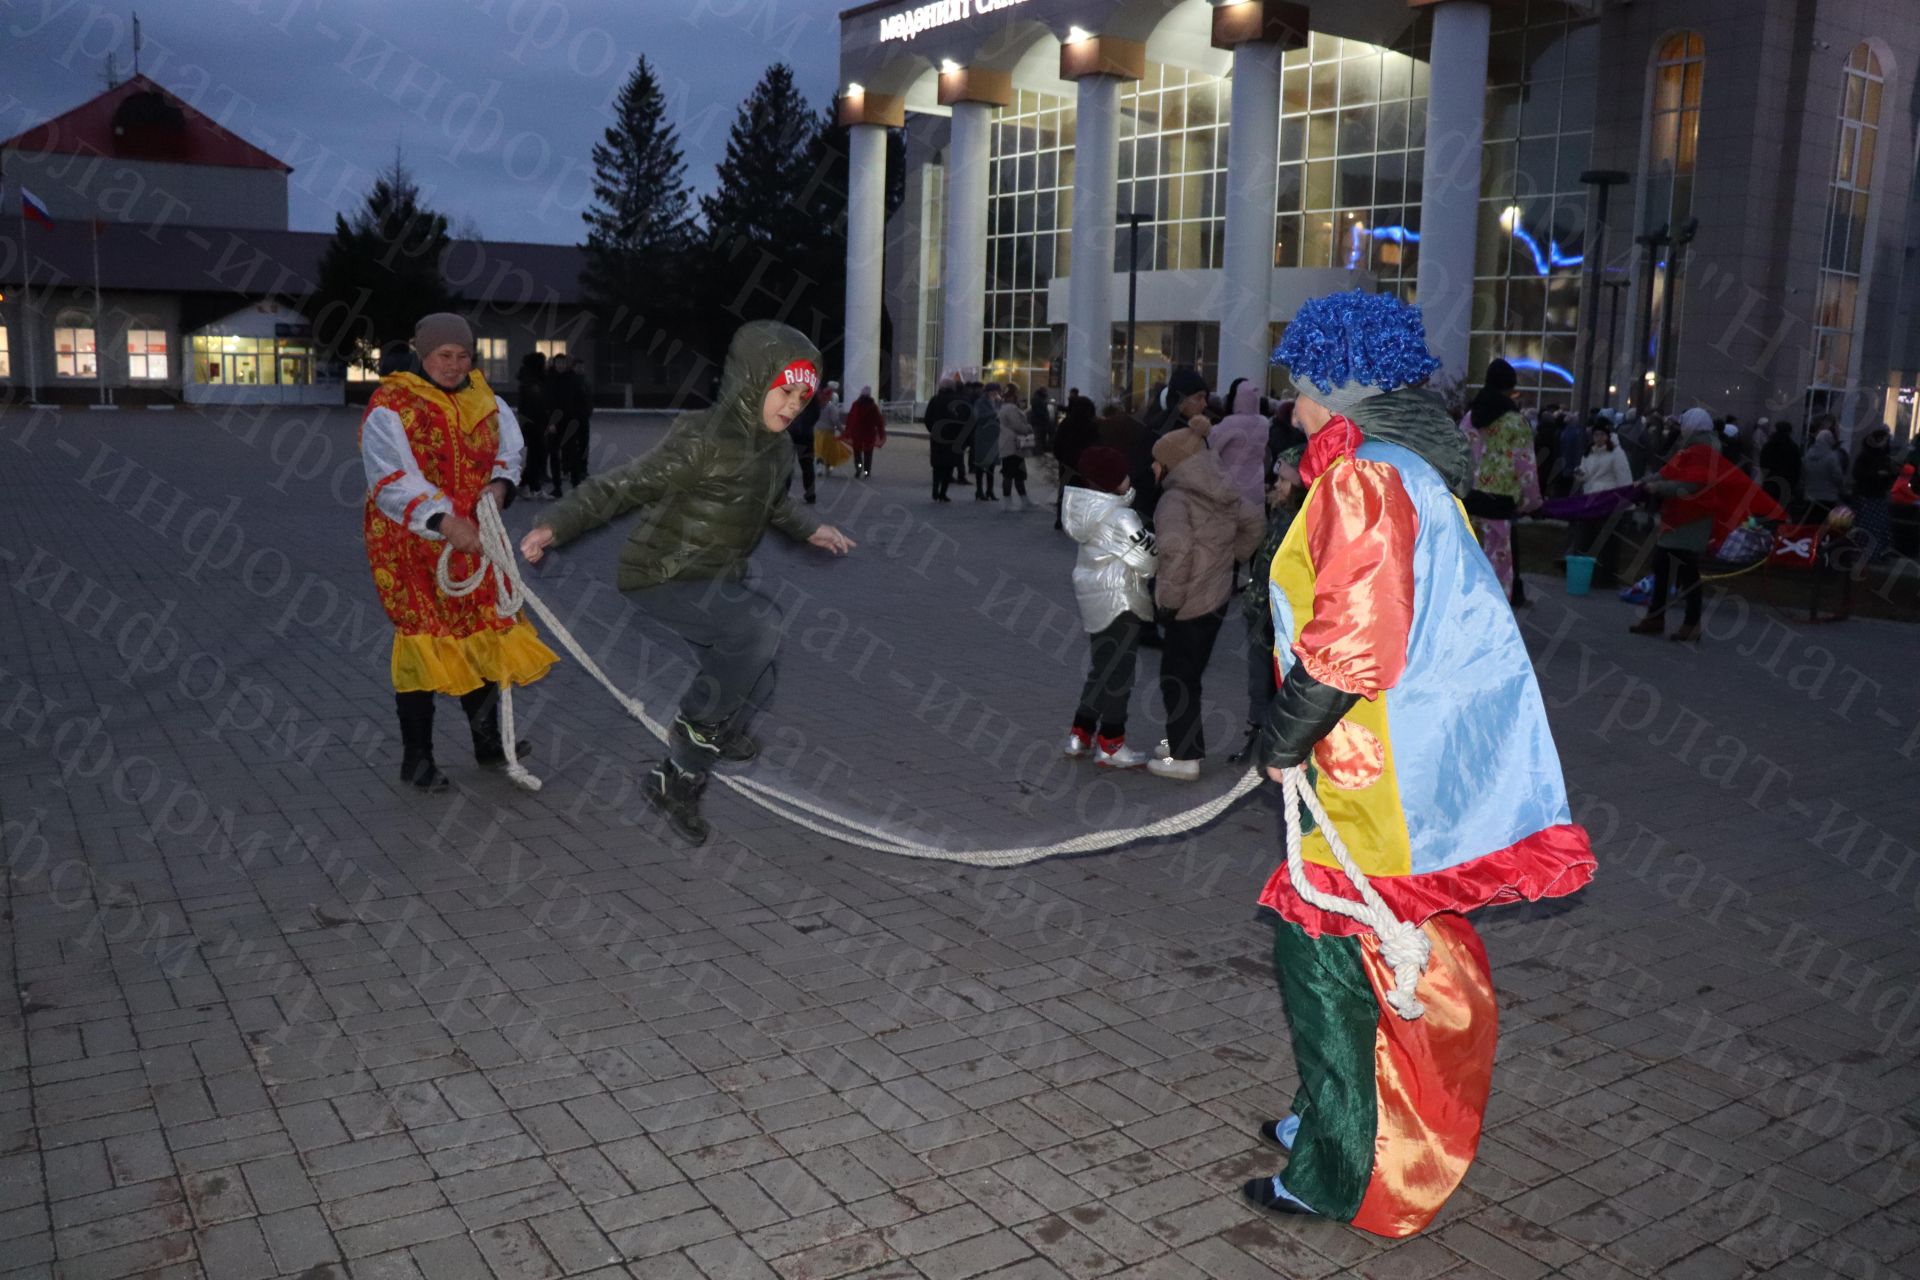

{"left": 1576, "top": 169, "right": 1630, "bottom": 425}
{"left": 1120, "top": 209, "right": 1151, "bottom": 410}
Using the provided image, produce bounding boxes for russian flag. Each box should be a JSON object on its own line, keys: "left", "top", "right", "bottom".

{"left": 21, "top": 187, "right": 53, "bottom": 230}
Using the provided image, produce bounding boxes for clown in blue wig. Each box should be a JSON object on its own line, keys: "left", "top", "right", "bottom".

{"left": 1243, "top": 290, "right": 1594, "bottom": 1235}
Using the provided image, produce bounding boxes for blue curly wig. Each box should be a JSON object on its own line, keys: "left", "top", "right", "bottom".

{"left": 1271, "top": 290, "right": 1441, "bottom": 404}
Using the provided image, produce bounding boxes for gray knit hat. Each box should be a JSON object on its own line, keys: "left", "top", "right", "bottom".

{"left": 413, "top": 312, "right": 473, "bottom": 355}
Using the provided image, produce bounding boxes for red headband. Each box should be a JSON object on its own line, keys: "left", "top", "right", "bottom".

{"left": 772, "top": 359, "right": 819, "bottom": 397}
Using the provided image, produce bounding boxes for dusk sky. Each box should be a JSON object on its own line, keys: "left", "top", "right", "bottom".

{"left": 2, "top": 0, "right": 849, "bottom": 244}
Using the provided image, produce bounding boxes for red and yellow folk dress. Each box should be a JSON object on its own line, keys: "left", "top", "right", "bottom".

{"left": 360, "top": 370, "right": 558, "bottom": 694}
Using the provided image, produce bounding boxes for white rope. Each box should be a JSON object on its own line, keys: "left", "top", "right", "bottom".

{"left": 435, "top": 496, "right": 541, "bottom": 792}
{"left": 441, "top": 498, "right": 1274, "bottom": 866}
{"left": 1280, "top": 767, "right": 1430, "bottom": 1019}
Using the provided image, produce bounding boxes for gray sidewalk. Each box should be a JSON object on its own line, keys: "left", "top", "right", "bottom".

{"left": 0, "top": 405, "right": 1916, "bottom": 1279}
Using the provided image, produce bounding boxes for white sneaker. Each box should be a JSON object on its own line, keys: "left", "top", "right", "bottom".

{"left": 1095, "top": 741, "right": 1148, "bottom": 769}
{"left": 1148, "top": 754, "right": 1201, "bottom": 781}
{"left": 1062, "top": 731, "right": 1093, "bottom": 759}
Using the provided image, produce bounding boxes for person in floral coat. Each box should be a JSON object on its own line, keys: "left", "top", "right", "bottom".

{"left": 359, "top": 313, "right": 558, "bottom": 791}
{"left": 1461, "top": 358, "right": 1541, "bottom": 606}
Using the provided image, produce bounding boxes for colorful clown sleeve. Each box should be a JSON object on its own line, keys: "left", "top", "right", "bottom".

{"left": 1272, "top": 913, "right": 1498, "bottom": 1238}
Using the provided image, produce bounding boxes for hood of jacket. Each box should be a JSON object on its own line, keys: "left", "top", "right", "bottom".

{"left": 701, "top": 320, "right": 821, "bottom": 454}
{"left": 1161, "top": 444, "right": 1241, "bottom": 508}
{"left": 1230, "top": 383, "right": 1261, "bottom": 416}
{"left": 1469, "top": 384, "right": 1517, "bottom": 431}
{"left": 1345, "top": 387, "right": 1475, "bottom": 497}
{"left": 1060, "top": 484, "right": 1132, "bottom": 539}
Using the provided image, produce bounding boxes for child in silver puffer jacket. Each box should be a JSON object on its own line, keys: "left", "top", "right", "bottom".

{"left": 1059, "top": 446, "right": 1157, "bottom": 769}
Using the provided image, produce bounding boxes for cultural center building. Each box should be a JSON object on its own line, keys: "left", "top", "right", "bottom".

{"left": 0, "top": 75, "right": 596, "bottom": 407}
{"left": 836, "top": 0, "right": 1920, "bottom": 435}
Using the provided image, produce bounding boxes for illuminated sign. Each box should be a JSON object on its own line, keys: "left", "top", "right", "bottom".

{"left": 877, "top": 0, "right": 1029, "bottom": 44}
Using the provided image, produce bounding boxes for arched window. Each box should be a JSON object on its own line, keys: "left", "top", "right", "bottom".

{"left": 1808, "top": 43, "right": 1886, "bottom": 418}
{"left": 53, "top": 308, "right": 97, "bottom": 379}
{"left": 1636, "top": 32, "right": 1703, "bottom": 405}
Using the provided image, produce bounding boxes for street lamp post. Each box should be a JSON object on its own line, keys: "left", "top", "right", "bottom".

{"left": 1576, "top": 169, "right": 1630, "bottom": 425}
{"left": 1120, "top": 209, "right": 1151, "bottom": 411}
{"left": 1632, "top": 224, "right": 1669, "bottom": 416}
{"left": 1602, "top": 278, "right": 1630, "bottom": 412}
{"left": 1654, "top": 217, "right": 1699, "bottom": 414}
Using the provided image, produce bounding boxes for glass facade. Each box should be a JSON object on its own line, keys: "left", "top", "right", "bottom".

{"left": 984, "top": 88, "right": 1071, "bottom": 396}
{"left": 190, "top": 334, "right": 317, "bottom": 386}
{"left": 1808, "top": 43, "right": 1885, "bottom": 418}
{"left": 1632, "top": 31, "right": 1704, "bottom": 407}
{"left": 1276, "top": 28, "right": 1431, "bottom": 294}
{"left": 1118, "top": 63, "right": 1226, "bottom": 273}
{"left": 1469, "top": 8, "right": 1599, "bottom": 406}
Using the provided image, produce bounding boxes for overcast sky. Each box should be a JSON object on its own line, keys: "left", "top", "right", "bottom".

{"left": 2, "top": 0, "right": 847, "bottom": 243}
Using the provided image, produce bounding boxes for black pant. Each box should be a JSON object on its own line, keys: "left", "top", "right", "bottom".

{"left": 523, "top": 425, "right": 549, "bottom": 492}
{"left": 395, "top": 687, "right": 504, "bottom": 763}
{"left": 630, "top": 579, "right": 783, "bottom": 778}
{"left": 1001, "top": 457, "right": 1027, "bottom": 497}
{"left": 931, "top": 442, "right": 954, "bottom": 498}
{"left": 854, "top": 447, "right": 874, "bottom": 474}
{"left": 558, "top": 418, "right": 590, "bottom": 486}
{"left": 1159, "top": 606, "right": 1226, "bottom": 761}
{"left": 790, "top": 429, "right": 816, "bottom": 498}
{"left": 1072, "top": 615, "right": 1141, "bottom": 739}
{"left": 1647, "top": 546, "right": 1702, "bottom": 626}
{"left": 1246, "top": 614, "right": 1276, "bottom": 729}
{"left": 973, "top": 464, "right": 994, "bottom": 497}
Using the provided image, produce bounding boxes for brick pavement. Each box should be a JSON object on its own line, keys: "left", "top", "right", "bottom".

{"left": 0, "top": 403, "right": 1917, "bottom": 1279}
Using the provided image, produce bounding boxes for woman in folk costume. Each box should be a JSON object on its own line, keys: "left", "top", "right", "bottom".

{"left": 1245, "top": 291, "right": 1594, "bottom": 1235}
{"left": 360, "top": 313, "right": 559, "bottom": 791}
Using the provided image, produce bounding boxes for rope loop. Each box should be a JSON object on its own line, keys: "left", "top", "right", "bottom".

{"left": 1281, "top": 766, "right": 1430, "bottom": 1019}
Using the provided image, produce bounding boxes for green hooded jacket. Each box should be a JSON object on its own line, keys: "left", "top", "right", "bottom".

{"left": 537, "top": 321, "right": 822, "bottom": 590}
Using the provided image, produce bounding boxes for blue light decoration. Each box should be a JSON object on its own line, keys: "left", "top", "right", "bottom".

{"left": 1505, "top": 356, "right": 1574, "bottom": 385}
{"left": 1342, "top": 219, "right": 1579, "bottom": 276}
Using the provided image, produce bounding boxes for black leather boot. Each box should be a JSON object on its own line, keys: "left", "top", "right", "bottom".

{"left": 461, "top": 686, "right": 532, "bottom": 766}
{"left": 396, "top": 692, "right": 448, "bottom": 792}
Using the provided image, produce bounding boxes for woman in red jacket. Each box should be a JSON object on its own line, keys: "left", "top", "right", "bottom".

{"left": 844, "top": 385, "right": 887, "bottom": 479}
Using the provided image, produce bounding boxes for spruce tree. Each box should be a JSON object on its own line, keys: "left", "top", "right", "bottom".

{"left": 582, "top": 55, "right": 693, "bottom": 314}
{"left": 699, "top": 64, "right": 823, "bottom": 329}
{"left": 309, "top": 153, "right": 453, "bottom": 369}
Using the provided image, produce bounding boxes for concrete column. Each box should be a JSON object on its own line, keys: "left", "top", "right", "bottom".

{"left": 1219, "top": 40, "right": 1284, "bottom": 395}
{"left": 1066, "top": 74, "right": 1120, "bottom": 403}
{"left": 940, "top": 101, "right": 992, "bottom": 381}
{"left": 843, "top": 122, "right": 887, "bottom": 398}
{"left": 1413, "top": 0, "right": 1491, "bottom": 381}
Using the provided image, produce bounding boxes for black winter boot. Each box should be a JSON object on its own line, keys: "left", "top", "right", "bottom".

{"left": 461, "top": 686, "right": 533, "bottom": 766}
{"left": 395, "top": 692, "right": 449, "bottom": 792}
{"left": 645, "top": 762, "right": 710, "bottom": 844}
{"left": 672, "top": 716, "right": 755, "bottom": 766}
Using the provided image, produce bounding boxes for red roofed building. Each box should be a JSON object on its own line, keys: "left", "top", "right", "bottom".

{"left": 1, "top": 74, "right": 292, "bottom": 232}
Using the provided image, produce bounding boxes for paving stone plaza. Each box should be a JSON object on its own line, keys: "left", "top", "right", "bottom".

{"left": 2, "top": 407, "right": 1917, "bottom": 1279}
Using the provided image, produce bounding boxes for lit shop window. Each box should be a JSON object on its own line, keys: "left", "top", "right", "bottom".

{"left": 127, "top": 328, "right": 170, "bottom": 380}
{"left": 535, "top": 339, "right": 568, "bottom": 360}
{"left": 0, "top": 325, "right": 9, "bottom": 379}
{"left": 189, "top": 335, "right": 318, "bottom": 385}
{"left": 55, "top": 313, "right": 98, "bottom": 378}
{"left": 476, "top": 336, "right": 509, "bottom": 382}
